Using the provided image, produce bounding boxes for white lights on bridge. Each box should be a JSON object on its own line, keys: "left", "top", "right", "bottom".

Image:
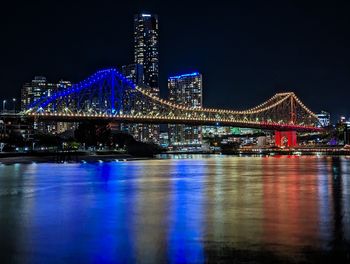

{"left": 23, "top": 70, "right": 320, "bottom": 132}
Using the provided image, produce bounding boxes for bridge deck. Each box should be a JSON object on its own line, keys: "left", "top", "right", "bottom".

{"left": 0, "top": 113, "right": 323, "bottom": 132}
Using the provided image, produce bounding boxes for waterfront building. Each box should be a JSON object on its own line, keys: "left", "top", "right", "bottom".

{"left": 202, "top": 126, "right": 236, "bottom": 138}
{"left": 120, "top": 63, "right": 155, "bottom": 142}
{"left": 0, "top": 120, "right": 5, "bottom": 142}
{"left": 335, "top": 119, "right": 350, "bottom": 145}
{"left": 21, "top": 77, "right": 54, "bottom": 111}
{"left": 341, "top": 118, "right": 350, "bottom": 145}
{"left": 21, "top": 77, "right": 72, "bottom": 112}
{"left": 316, "top": 111, "right": 331, "bottom": 127}
{"left": 0, "top": 119, "right": 33, "bottom": 146}
{"left": 168, "top": 72, "right": 203, "bottom": 149}
{"left": 159, "top": 132, "right": 169, "bottom": 148}
{"left": 340, "top": 116, "right": 346, "bottom": 123}
{"left": 21, "top": 77, "right": 73, "bottom": 134}
{"left": 132, "top": 13, "right": 160, "bottom": 143}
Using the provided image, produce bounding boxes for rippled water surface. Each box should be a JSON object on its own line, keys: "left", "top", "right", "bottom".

{"left": 0, "top": 155, "right": 349, "bottom": 263}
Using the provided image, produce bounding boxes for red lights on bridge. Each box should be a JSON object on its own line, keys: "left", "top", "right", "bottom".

{"left": 275, "top": 131, "right": 298, "bottom": 147}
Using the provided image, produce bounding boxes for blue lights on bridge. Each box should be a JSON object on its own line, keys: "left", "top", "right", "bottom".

{"left": 23, "top": 68, "right": 321, "bottom": 132}
{"left": 28, "top": 68, "right": 137, "bottom": 111}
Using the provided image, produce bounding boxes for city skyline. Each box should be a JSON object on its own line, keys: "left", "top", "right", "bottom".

{"left": 1, "top": 2, "right": 350, "bottom": 263}
{"left": 1, "top": 0, "right": 350, "bottom": 121}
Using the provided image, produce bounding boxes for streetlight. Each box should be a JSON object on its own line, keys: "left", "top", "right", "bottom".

{"left": 12, "top": 98, "right": 16, "bottom": 112}
{"left": 2, "top": 100, "right": 6, "bottom": 112}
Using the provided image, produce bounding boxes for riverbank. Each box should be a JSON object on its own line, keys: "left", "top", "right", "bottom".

{"left": 164, "top": 147, "right": 350, "bottom": 156}
{"left": 237, "top": 146, "right": 350, "bottom": 156}
{"left": 2, "top": 146, "right": 350, "bottom": 165}
{"left": 0, "top": 151, "right": 150, "bottom": 165}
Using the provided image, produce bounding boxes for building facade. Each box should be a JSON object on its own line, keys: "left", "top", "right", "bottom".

{"left": 21, "top": 77, "right": 72, "bottom": 112}
{"left": 132, "top": 13, "right": 160, "bottom": 143}
{"left": 21, "top": 77, "right": 54, "bottom": 111}
{"left": 134, "top": 13, "right": 159, "bottom": 95}
{"left": 316, "top": 111, "right": 331, "bottom": 127}
{"left": 21, "top": 77, "right": 73, "bottom": 134}
{"left": 168, "top": 72, "right": 203, "bottom": 149}
{"left": 122, "top": 64, "right": 144, "bottom": 86}
{"left": 120, "top": 63, "right": 144, "bottom": 141}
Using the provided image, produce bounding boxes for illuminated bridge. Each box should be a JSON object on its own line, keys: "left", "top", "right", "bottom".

{"left": 21, "top": 68, "right": 321, "bottom": 146}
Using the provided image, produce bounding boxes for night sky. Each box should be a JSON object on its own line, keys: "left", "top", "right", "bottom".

{"left": 1, "top": 0, "right": 349, "bottom": 120}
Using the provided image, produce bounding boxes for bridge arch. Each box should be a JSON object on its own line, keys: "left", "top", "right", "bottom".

{"left": 26, "top": 68, "right": 321, "bottom": 132}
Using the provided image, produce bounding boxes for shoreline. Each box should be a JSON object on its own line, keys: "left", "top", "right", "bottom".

{"left": 0, "top": 152, "right": 152, "bottom": 165}
{"left": 1, "top": 150, "right": 350, "bottom": 165}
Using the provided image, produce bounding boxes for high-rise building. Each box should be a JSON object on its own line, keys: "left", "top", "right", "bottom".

{"left": 159, "top": 132, "right": 169, "bottom": 148}
{"left": 122, "top": 64, "right": 144, "bottom": 86}
{"left": 168, "top": 72, "right": 203, "bottom": 149}
{"left": 316, "top": 111, "right": 331, "bottom": 127}
{"left": 132, "top": 13, "right": 160, "bottom": 143}
{"left": 21, "top": 77, "right": 73, "bottom": 134}
{"left": 340, "top": 116, "right": 347, "bottom": 124}
{"left": 120, "top": 63, "right": 143, "bottom": 141}
{"left": 134, "top": 13, "right": 159, "bottom": 95}
{"left": 120, "top": 63, "right": 159, "bottom": 142}
{"left": 21, "top": 77, "right": 72, "bottom": 112}
{"left": 21, "top": 76, "right": 54, "bottom": 111}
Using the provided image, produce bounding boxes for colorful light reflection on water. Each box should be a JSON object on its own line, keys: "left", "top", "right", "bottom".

{"left": 0, "top": 156, "right": 349, "bottom": 263}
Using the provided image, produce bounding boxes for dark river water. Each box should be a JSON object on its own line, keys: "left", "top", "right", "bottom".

{"left": 0, "top": 155, "right": 349, "bottom": 263}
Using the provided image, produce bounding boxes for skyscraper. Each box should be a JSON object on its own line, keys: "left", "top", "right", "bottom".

{"left": 121, "top": 64, "right": 144, "bottom": 86}
{"left": 316, "top": 111, "right": 331, "bottom": 127}
{"left": 134, "top": 13, "right": 159, "bottom": 95}
{"left": 168, "top": 72, "right": 203, "bottom": 149}
{"left": 133, "top": 13, "right": 160, "bottom": 142}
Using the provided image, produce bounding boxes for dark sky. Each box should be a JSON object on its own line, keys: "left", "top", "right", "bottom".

{"left": 1, "top": 0, "right": 350, "bottom": 120}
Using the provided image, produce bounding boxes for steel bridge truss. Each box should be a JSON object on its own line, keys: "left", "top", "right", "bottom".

{"left": 26, "top": 69, "right": 321, "bottom": 132}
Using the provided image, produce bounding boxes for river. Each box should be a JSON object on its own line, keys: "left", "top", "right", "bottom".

{"left": 0, "top": 155, "right": 349, "bottom": 263}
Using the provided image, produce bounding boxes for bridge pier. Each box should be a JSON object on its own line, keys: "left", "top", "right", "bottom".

{"left": 275, "top": 131, "right": 297, "bottom": 147}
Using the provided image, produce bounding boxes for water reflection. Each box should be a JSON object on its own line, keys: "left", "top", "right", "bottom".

{"left": 167, "top": 160, "right": 206, "bottom": 263}
{"left": 263, "top": 157, "right": 324, "bottom": 262}
{"left": 328, "top": 158, "right": 349, "bottom": 256}
{"left": 0, "top": 156, "right": 349, "bottom": 263}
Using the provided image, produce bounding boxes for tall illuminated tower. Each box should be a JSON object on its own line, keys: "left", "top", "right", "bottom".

{"left": 134, "top": 13, "right": 159, "bottom": 95}
{"left": 133, "top": 13, "right": 160, "bottom": 143}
